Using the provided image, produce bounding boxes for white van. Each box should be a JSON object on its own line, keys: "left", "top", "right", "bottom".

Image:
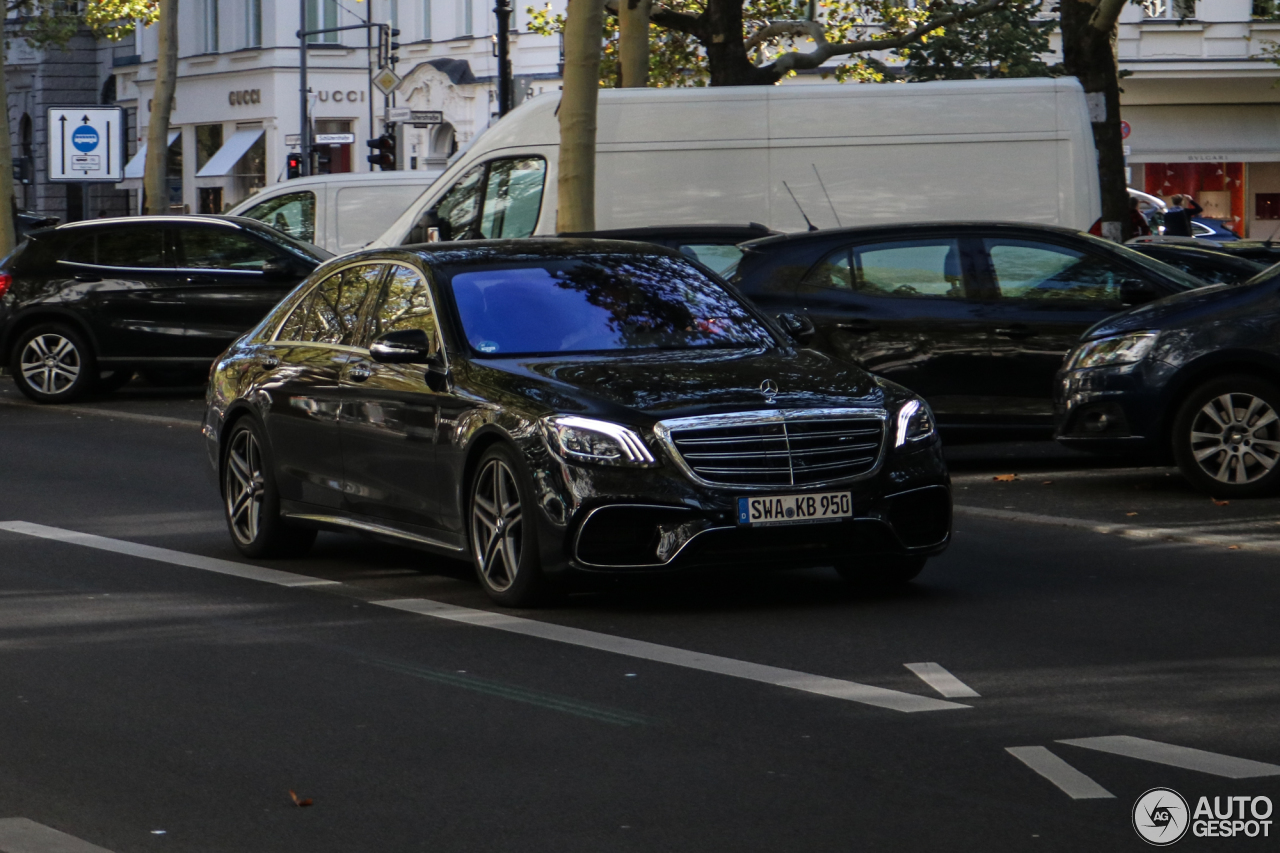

{"left": 371, "top": 77, "right": 1100, "bottom": 248}
{"left": 229, "top": 169, "right": 441, "bottom": 255}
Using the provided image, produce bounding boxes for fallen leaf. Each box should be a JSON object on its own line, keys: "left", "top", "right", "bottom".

{"left": 1126, "top": 512, "right": 1138, "bottom": 517}
{"left": 1041, "top": 480, "right": 1054, "bottom": 485}
{"left": 1228, "top": 545, "right": 1241, "bottom": 550}
{"left": 993, "top": 474, "right": 1017, "bottom": 482}
{"left": 289, "top": 790, "right": 314, "bottom": 808}
{"left": 1212, "top": 499, "right": 1230, "bottom": 506}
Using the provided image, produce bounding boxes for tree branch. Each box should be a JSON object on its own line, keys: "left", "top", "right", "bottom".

{"left": 760, "top": 0, "right": 1011, "bottom": 75}
{"left": 744, "top": 19, "right": 823, "bottom": 52}
{"left": 604, "top": 0, "right": 704, "bottom": 35}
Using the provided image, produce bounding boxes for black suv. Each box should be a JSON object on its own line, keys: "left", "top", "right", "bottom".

{"left": 0, "top": 215, "right": 330, "bottom": 403}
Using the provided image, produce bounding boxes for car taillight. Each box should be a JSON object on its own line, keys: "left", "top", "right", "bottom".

{"left": 0, "top": 273, "right": 11, "bottom": 299}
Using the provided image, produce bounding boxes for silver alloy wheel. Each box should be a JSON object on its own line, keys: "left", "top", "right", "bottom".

{"left": 225, "top": 428, "right": 266, "bottom": 546}
{"left": 20, "top": 333, "right": 81, "bottom": 395}
{"left": 1188, "top": 392, "right": 1280, "bottom": 485}
{"left": 470, "top": 458, "right": 524, "bottom": 592}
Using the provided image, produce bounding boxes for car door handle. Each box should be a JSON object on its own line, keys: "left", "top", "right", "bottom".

{"left": 993, "top": 326, "right": 1038, "bottom": 339}
{"left": 346, "top": 364, "right": 372, "bottom": 382}
{"left": 73, "top": 274, "right": 102, "bottom": 283}
{"left": 835, "top": 319, "right": 879, "bottom": 333}
{"left": 260, "top": 355, "right": 280, "bottom": 370}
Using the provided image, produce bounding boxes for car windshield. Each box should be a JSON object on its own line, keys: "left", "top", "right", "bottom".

{"left": 445, "top": 254, "right": 777, "bottom": 356}
{"left": 1077, "top": 232, "right": 1207, "bottom": 291}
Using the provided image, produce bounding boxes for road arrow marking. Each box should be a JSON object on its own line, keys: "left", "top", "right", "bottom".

{"left": 904, "top": 662, "right": 980, "bottom": 698}
{"left": 1058, "top": 736, "right": 1280, "bottom": 779}
{"left": 1006, "top": 747, "right": 1115, "bottom": 800}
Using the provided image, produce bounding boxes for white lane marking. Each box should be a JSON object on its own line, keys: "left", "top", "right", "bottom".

{"left": 374, "top": 598, "right": 970, "bottom": 713}
{"left": 1006, "top": 747, "right": 1115, "bottom": 800}
{"left": 904, "top": 662, "right": 980, "bottom": 698}
{"left": 0, "top": 818, "right": 115, "bottom": 853}
{"left": 0, "top": 397, "right": 199, "bottom": 429}
{"left": 954, "top": 505, "right": 1280, "bottom": 554}
{"left": 0, "top": 521, "right": 337, "bottom": 588}
{"left": 1058, "top": 735, "right": 1280, "bottom": 779}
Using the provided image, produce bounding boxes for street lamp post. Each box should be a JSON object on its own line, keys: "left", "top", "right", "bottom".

{"left": 494, "top": 0, "right": 513, "bottom": 117}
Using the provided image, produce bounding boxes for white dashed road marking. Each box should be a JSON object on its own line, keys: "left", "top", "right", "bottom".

{"left": 0, "top": 818, "right": 114, "bottom": 853}
{"left": 0, "top": 522, "right": 968, "bottom": 714}
{"left": 904, "top": 662, "right": 980, "bottom": 698}
{"left": 1005, "top": 747, "right": 1115, "bottom": 800}
{"left": 1058, "top": 736, "right": 1280, "bottom": 779}
{"left": 0, "top": 521, "right": 338, "bottom": 588}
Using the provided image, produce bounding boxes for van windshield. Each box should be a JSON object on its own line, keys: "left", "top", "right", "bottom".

{"left": 445, "top": 254, "right": 777, "bottom": 356}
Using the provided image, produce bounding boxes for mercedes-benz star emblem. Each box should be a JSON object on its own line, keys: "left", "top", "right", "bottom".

{"left": 760, "top": 379, "right": 779, "bottom": 403}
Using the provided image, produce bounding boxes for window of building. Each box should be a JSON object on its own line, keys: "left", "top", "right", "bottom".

{"left": 203, "top": 0, "right": 220, "bottom": 52}
{"left": 1141, "top": 0, "right": 1195, "bottom": 18}
{"left": 307, "top": 0, "right": 339, "bottom": 42}
{"left": 422, "top": 0, "right": 432, "bottom": 38}
{"left": 245, "top": 0, "right": 263, "bottom": 46}
{"left": 390, "top": 0, "right": 400, "bottom": 29}
{"left": 195, "top": 124, "right": 223, "bottom": 173}
{"left": 1257, "top": 194, "right": 1280, "bottom": 220}
{"left": 459, "top": 0, "right": 473, "bottom": 36}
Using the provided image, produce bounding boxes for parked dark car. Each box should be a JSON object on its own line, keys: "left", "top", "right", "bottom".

{"left": 1126, "top": 242, "right": 1266, "bottom": 286}
{"left": 731, "top": 223, "right": 1207, "bottom": 433}
{"left": 16, "top": 211, "right": 58, "bottom": 239}
{"left": 1129, "top": 235, "right": 1280, "bottom": 266}
{"left": 204, "top": 240, "right": 951, "bottom": 605}
{"left": 559, "top": 224, "right": 777, "bottom": 277}
{"left": 1190, "top": 217, "right": 1240, "bottom": 242}
{"left": 1056, "top": 267, "right": 1280, "bottom": 497}
{"left": 0, "top": 215, "right": 331, "bottom": 403}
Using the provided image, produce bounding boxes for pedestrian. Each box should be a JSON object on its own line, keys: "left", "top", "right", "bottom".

{"left": 1163, "top": 193, "right": 1203, "bottom": 238}
{"left": 1129, "top": 196, "right": 1151, "bottom": 238}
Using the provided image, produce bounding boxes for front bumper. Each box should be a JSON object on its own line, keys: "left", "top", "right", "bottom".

{"left": 1054, "top": 361, "right": 1168, "bottom": 454}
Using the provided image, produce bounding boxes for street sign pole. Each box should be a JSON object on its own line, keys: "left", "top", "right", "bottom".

{"left": 298, "top": 0, "right": 311, "bottom": 176}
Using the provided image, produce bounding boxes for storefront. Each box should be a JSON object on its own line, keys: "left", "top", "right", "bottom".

{"left": 1125, "top": 103, "right": 1280, "bottom": 238}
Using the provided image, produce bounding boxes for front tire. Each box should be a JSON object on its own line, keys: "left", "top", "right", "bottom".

{"left": 1172, "top": 376, "right": 1280, "bottom": 498}
{"left": 222, "top": 419, "right": 316, "bottom": 558}
{"left": 10, "top": 324, "right": 96, "bottom": 403}
{"left": 469, "top": 444, "right": 544, "bottom": 607}
{"left": 835, "top": 556, "right": 927, "bottom": 588}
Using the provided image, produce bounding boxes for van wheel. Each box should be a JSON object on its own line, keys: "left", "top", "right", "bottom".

{"left": 1172, "top": 375, "right": 1280, "bottom": 498}
{"left": 10, "top": 324, "right": 96, "bottom": 403}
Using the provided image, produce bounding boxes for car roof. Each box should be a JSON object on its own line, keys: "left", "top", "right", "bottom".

{"left": 55, "top": 214, "right": 247, "bottom": 231}
{"left": 557, "top": 224, "right": 776, "bottom": 241}
{"left": 739, "top": 221, "right": 1087, "bottom": 250}
{"left": 398, "top": 237, "right": 686, "bottom": 267}
{"left": 1128, "top": 243, "right": 1255, "bottom": 261}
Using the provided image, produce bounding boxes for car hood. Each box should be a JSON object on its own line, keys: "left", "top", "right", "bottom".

{"left": 468, "top": 347, "right": 887, "bottom": 422}
{"left": 1084, "top": 277, "right": 1280, "bottom": 340}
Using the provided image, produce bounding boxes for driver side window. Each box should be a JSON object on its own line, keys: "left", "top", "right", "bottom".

{"left": 802, "top": 239, "right": 967, "bottom": 299}
{"left": 984, "top": 239, "right": 1123, "bottom": 302}
{"left": 411, "top": 157, "right": 546, "bottom": 243}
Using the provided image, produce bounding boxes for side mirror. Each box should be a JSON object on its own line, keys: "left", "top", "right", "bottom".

{"left": 262, "top": 258, "right": 305, "bottom": 280}
{"left": 370, "top": 328, "right": 435, "bottom": 364}
{"left": 1120, "top": 278, "right": 1159, "bottom": 306}
{"left": 776, "top": 312, "right": 816, "bottom": 345}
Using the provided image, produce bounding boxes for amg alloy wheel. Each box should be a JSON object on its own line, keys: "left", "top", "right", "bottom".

{"left": 1173, "top": 377, "right": 1280, "bottom": 498}
{"left": 469, "top": 445, "right": 543, "bottom": 606}
{"left": 222, "top": 419, "right": 316, "bottom": 558}
{"left": 11, "top": 324, "right": 95, "bottom": 403}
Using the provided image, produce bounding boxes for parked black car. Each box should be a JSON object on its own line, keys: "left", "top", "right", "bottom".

{"left": 1129, "top": 235, "right": 1280, "bottom": 266}
{"left": 1126, "top": 242, "right": 1266, "bottom": 286}
{"left": 1057, "top": 268, "right": 1280, "bottom": 497}
{"left": 559, "top": 224, "right": 777, "bottom": 277}
{"left": 0, "top": 215, "right": 331, "bottom": 403}
{"left": 16, "top": 211, "right": 58, "bottom": 239}
{"left": 731, "top": 223, "right": 1207, "bottom": 433}
{"left": 204, "top": 240, "right": 951, "bottom": 605}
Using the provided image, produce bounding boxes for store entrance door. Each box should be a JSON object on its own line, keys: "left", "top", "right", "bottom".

{"left": 314, "top": 119, "right": 353, "bottom": 174}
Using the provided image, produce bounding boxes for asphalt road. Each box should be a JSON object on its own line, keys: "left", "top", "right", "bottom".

{"left": 1, "top": 381, "right": 1279, "bottom": 852}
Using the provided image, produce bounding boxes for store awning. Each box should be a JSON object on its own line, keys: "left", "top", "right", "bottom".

{"left": 195, "top": 129, "right": 264, "bottom": 178}
{"left": 1124, "top": 104, "right": 1280, "bottom": 164}
{"left": 122, "top": 130, "right": 180, "bottom": 180}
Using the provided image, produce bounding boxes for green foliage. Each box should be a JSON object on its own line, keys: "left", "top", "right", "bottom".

{"left": 527, "top": 0, "right": 946, "bottom": 87}
{"left": 10, "top": 0, "right": 160, "bottom": 49}
{"left": 896, "top": 0, "right": 1058, "bottom": 80}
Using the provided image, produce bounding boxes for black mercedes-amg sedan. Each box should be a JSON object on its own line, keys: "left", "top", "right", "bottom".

{"left": 204, "top": 240, "right": 951, "bottom": 606}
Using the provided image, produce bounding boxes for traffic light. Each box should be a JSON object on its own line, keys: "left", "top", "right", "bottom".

{"left": 366, "top": 133, "right": 396, "bottom": 171}
{"left": 286, "top": 152, "right": 303, "bottom": 179}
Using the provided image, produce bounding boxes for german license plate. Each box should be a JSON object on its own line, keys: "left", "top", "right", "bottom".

{"left": 737, "top": 491, "right": 853, "bottom": 527}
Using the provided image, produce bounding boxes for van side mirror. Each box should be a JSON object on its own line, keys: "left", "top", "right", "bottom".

{"left": 370, "top": 328, "right": 435, "bottom": 363}
{"left": 776, "top": 312, "right": 816, "bottom": 344}
{"left": 1120, "top": 278, "right": 1158, "bottom": 306}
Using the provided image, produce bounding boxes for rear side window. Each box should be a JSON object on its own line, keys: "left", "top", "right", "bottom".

{"left": 984, "top": 239, "right": 1124, "bottom": 302}
{"left": 802, "top": 239, "right": 967, "bottom": 299}
{"left": 679, "top": 244, "right": 744, "bottom": 278}
{"left": 240, "top": 191, "right": 316, "bottom": 244}
{"left": 62, "top": 236, "right": 96, "bottom": 265}
{"left": 177, "top": 227, "right": 276, "bottom": 271}
{"left": 278, "top": 264, "right": 384, "bottom": 346}
{"left": 95, "top": 228, "right": 167, "bottom": 268}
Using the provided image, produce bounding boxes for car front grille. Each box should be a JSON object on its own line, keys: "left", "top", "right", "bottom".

{"left": 659, "top": 409, "right": 886, "bottom": 488}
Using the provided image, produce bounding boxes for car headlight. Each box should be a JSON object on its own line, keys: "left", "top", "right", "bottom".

{"left": 895, "top": 399, "right": 936, "bottom": 448}
{"left": 541, "top": 415, "right": 657, "bottom": 466}
{"left": 1068, "top": 332, "right": 1158, "bottom": 370}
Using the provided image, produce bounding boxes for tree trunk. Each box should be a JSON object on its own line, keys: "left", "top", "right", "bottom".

{"left": 618, "top": 0, "right": 651, "bottom": 87}
{"left": 0, "top": 48, "right": 17, "bottom": 255}
{"left": 143, "top": 0, "right": 179, "bottom": 215}
{"left": 705, "top": 0, "right": 774, "bottom": 85}
{"left": 557, "top": 0, "right": 605, "bottom": 232}
{"left": 1061, "top": 0, "right": 1128, "bottom": 240}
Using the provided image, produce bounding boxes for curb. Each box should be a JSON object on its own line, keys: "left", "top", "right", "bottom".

{"left": 0, "top": 397, "right": 200, "bottom": 429}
